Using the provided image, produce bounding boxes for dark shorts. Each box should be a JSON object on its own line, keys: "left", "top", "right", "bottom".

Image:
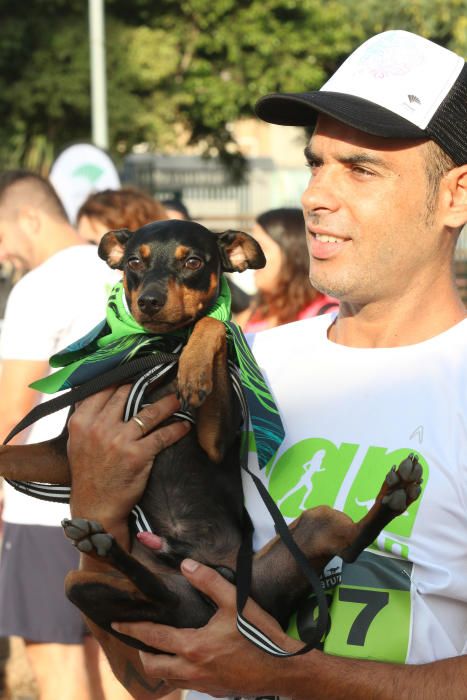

{"left": 0, "top": 522, "right": 89, "bottom": 644}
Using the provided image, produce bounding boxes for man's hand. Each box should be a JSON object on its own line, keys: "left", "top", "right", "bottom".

{"left": 112, "top": 559, "right": 302, "bottom": 698}
{"left": 112, "top": 559, "right": 467, "bottom": 700}
{"left": 67, "top": 385, "right": 191, "bottom": 542}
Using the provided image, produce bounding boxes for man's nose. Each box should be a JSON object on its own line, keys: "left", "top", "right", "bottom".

{"left": 301, "top": 168, "right": 340, "bottom": 214}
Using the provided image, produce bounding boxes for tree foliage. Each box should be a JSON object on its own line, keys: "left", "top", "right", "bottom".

{"left": 0, "top": 0, "right": 465, "bottom": 175}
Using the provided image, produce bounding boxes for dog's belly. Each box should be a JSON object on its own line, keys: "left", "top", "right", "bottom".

{"left": 134, "top": 431, "right": 244, "bottom": 572}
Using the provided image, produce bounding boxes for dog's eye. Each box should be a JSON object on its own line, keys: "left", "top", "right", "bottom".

{"left": 127, "top": 257, "right": 143, "bottom": 271}
{"left": 184, "top": 257, "right": 203, "bottom": 270}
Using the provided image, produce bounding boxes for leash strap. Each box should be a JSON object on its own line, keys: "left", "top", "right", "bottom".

{"left": 3, "top": 351, "right": 181, "bottom": 500}
{"left": 2, "top": 351, "right": 180, "bottom": 447}
{"left": 234, "top": 401, "right": 329, "bottom": 656}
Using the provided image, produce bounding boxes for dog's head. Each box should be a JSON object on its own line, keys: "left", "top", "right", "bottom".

{"left": 98, "top": 219, "right": 265, "bottom": 333}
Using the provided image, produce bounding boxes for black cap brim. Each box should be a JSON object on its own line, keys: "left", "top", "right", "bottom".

{"left": 255, "top": 91, "right": 427, "bottom": 139}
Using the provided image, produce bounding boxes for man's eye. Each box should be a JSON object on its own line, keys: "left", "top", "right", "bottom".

{"left": 127, "top": 257, "right": 143, "bottom": 271}
{"left": 352, "top": 165, "right": 373, "bottom": 176}
{"left": 184, "top": 257, "right": 203, "bottom": 270}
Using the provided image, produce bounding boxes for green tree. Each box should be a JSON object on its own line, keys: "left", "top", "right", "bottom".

{"left": 0, "top": 0, "right": 465, "bottom": 177}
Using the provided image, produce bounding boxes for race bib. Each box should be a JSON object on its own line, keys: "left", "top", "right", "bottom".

{"left": 288, "top": 551, "right": 413, "bottom": 663}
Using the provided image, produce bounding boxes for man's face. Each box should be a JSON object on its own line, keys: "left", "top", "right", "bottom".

{"left": 301, "top": 115, "right": 446, "bottom": 305}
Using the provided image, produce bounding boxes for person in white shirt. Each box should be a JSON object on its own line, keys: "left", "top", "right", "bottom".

{"left": 0, "top": 170, "right": 129, "bottom": 700}
{"left": 63, "top": 30, "right": 467, "bottom": 700}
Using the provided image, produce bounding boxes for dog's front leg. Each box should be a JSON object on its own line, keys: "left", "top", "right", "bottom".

{"left": 177, "top": 316, "right": 237, "bottom": 462}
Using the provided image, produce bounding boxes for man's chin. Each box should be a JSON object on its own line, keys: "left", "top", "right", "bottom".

{"left": 309, "top": 275, "right": 343, "bottom": 300}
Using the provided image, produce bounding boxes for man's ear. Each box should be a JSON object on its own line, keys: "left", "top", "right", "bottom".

{"left": 441, "top": 165, "right": 467, "bottom": 229}
{"left": 98, "top": 229, "right": 132, "bottom": 269}
{"left": 217, "top": 230, "right": 266, "bottom": 272}
{"left": 17, "top": 206, "right": 41, "bottom": 237}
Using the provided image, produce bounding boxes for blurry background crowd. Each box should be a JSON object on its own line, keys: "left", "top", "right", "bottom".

{"left": 0, "top": 1, "right": 466, "bottom": 699}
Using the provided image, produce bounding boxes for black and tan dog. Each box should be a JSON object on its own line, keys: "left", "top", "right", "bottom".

{"left": 0, "top": 219, "right": 422, "bottom": 696}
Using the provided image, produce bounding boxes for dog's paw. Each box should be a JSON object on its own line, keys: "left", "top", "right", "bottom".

{"left": 62, "top": 517, "right": 114, "bottom": 557}
{"left": 382, "top": 454, "right": 423, "bottom": 513}
{"left": 177, "top": 354, "right": 213, "bottom": 410}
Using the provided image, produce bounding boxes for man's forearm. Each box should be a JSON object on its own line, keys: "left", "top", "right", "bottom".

{"left": 282, "top": 651, "right": 466, "bottom": 700}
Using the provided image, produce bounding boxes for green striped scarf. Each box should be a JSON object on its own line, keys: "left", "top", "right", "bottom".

{"left": 31, "top": 277, "right": 284, "bottom": 469}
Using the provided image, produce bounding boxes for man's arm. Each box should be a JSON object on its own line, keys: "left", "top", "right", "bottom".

{"left": 0, "top": 358, "right": 49, "bottom": 443}
{"left": 114, "top": 561, "right": 467, "bottom": 700}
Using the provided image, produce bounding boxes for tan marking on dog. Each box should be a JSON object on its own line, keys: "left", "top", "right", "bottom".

{"left": 175, "top": 245, "right": 190, "bottom": 260}
{"left": 139, "top": 244, "right": 152, "bottom": 261}
{"left": 177, "top": 272, "right": 219, "bottom": 319}
{"left": 123, "top": 277, "right": 141, "bottom": 320}
{"left": 106, "top": 233, "right": 126, "bottom": 267}
{"left": 208, "top": 272, "right": 219, "bottom": 295}
{"left": 227, "top": 244, "right": 248, "bottom": 271}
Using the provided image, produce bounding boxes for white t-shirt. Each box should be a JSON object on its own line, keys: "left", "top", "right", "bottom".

{"left": 242, "top": 314, "right": 467, "bottom": 668}
{"left": 0, "top": 244, "right": 119, "bottom": 526}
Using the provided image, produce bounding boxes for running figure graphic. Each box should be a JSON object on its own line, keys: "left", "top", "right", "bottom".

{"left": 277, "top": 450, "right": 326, "bottom": 511}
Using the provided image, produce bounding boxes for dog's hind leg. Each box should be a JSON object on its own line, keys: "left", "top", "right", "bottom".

{"left": 65, "top": 573, "right": 174, "bottom": 699}
{"left": 63, "top": 517, "right": 217, "bottom": 629}
{"left": 250, "top": 454, "right": 422, "bottom": 627}
{"left": 0, "top": 432, "right": 70, "bottom": 483}
{"left": 62, "top": 517, "right": 179, "bottom": 607}
{"left": 340, "top": 453, "right": 422, "bottom": 562}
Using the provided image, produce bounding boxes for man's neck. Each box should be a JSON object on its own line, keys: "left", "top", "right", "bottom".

{"left": 329, "top": 285, "right": 466, "bottom": 348}
{"left": 32, "top": 220, "right": 84, "bottom": 268}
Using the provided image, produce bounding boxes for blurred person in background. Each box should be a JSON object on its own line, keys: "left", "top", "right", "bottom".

{"left": 76, "top": 187, "right": 168, "bottom": 243}
{"left": 162, "top": 197, "right": 192, "bottom": 221}
{"left": 0, "top": 171, "right": 133, "bottom": 700}
{"left": 237, "top": 207, "right": 338, "bottom": 331}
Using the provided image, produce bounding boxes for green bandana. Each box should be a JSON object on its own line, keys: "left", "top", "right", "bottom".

{"left": 31, "top": 277, "right": 284, "bottom": 470}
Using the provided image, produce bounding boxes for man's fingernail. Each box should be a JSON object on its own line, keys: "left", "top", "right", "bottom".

{"left": 181, "top": 558, "right": 199, "bottom": 573}
{"left": 111, "top": 623, "right": 121, "bottom": 632}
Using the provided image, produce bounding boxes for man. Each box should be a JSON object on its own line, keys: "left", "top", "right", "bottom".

{"left": 0, "top": 171, "right": 130, "bottom": 699}
{"left": 65, "top": 30, "right": 467, "bottom": 699}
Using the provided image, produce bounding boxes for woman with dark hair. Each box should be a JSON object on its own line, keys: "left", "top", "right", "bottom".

{"left": 238, "top": 207, "right": 338, "bottom": 331}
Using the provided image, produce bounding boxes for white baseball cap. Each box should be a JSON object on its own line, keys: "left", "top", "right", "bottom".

{"left": 255, "top": 30, "right": 467, "bottom": 164}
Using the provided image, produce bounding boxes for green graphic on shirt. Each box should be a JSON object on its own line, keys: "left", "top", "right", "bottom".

{"left": 267, "top": 439, "right": 359, "bottom": 517}
{"left": 287, "top": 552, "right": 413, "bottom": 664}
{"left": 265, "top": 440, "right": 428, "bottom": 546}
{"left": 342, "top": 446, "right": 428, "bottom": 539}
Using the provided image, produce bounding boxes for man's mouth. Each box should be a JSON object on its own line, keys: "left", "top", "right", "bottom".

{"left": 313, "top": 233, "right": 343, "bottom": 244}
{"left": 308, "top": 230, "right": 350, "bottom": 259}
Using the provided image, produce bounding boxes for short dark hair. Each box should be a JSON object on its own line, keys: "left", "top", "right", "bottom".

{"left": 0, "top": 170, "right": 68, "bottom": 221}
{"left": 162, "top": 198, "right": 191, "bottom": 220}
{"left": 424, "top": 142, "right": 457, "bottom": 222}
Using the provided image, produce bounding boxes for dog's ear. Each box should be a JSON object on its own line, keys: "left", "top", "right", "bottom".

{"left": 98, "top": 229, "right": 132, "bottom": 270}
{"left": 217, "top": 230, "right": 266, "bottom": 272}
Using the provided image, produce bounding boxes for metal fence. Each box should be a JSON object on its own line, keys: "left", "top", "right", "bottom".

{"left": 121, "top": 153, "right": 275, "bottom": 230}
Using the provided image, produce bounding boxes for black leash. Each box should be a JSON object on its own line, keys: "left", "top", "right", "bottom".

{"left": 234, "top": 409, "right": 329, "bottom": 656}
{"left": 2, "top": 351, "right": 180, "bottom": 446}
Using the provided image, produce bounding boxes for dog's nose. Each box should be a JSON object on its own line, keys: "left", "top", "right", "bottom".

{"left": 137, "top": 294, "right": 163, "bottom": 313}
